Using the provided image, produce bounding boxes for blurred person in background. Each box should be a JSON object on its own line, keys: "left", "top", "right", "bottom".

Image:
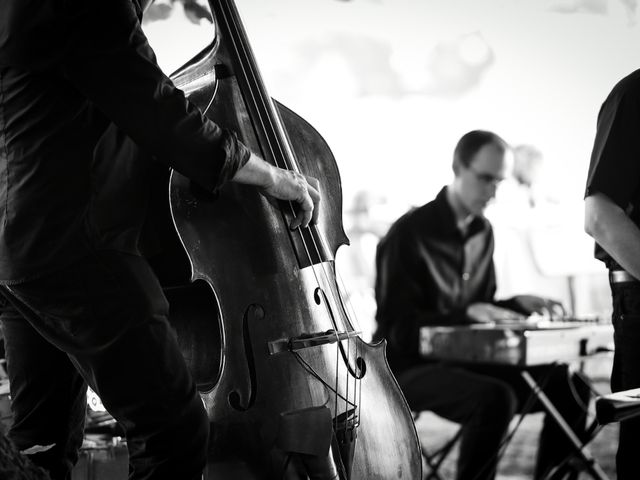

{"left": 487, "top": 144, "right": 571, "bottom": 307}
{"left": 338, "top": 190, "right": 394, "bottom": 341}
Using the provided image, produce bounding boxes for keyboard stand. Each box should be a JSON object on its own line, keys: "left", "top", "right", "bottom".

{"left": 521, "top": 371, "right": 609, "bottom": 480}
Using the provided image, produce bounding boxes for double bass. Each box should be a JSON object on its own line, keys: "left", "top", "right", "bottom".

{"left": 154, "top": 1, "right": 422, "bottom": 478}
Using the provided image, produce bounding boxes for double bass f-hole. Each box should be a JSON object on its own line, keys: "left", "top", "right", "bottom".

{"left": 313, "top": 287, "right": 365, "bottom": 380}
{"left": 227, "top": 303, "right": 264, "bottom": 412}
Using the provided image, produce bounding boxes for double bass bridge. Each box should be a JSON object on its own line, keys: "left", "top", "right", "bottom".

{"left": 268, "top": 329, "right": 362, "bottom": 355}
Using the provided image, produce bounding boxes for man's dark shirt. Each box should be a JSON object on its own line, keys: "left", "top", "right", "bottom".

{"left": 374, "top": 187, "right": 499, "bottom": 373}
{"left": 585, "top": 68, "right": 640, "bottom": 269}
{"left": 0, "top": 0, "right": 250, "bottom": 283}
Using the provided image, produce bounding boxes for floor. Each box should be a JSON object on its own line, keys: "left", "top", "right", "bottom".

{"left": 71, "top": 406, "right": 618, "bottom": 480}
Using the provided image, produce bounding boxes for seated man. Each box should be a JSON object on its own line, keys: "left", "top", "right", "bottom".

{"left": 373, "top": 130, "right": 590, "bottom": 480}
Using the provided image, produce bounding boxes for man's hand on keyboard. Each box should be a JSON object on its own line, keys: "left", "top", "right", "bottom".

{"left": 466, "top": 302, "right": 526, "bottom": 324}
{"left": 510, "top": 294, "right": 566, "bottom": 320}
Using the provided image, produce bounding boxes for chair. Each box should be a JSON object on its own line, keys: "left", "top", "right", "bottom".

{"left": 413, "top": 411, "right": 463, "bottom": 480}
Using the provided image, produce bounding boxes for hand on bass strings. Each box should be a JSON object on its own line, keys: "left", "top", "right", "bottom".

{"left": 231, "top": 153, "right": 321, "bottom": 229}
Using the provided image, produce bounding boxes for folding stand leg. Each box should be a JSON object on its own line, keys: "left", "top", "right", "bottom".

{"left": 520, "top": 371, "right": 609, "bottom": 480}
{"left": 422, "top": 428, "right": 462, "bottom": 480}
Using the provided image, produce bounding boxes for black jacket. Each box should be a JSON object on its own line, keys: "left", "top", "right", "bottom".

{"left": 0, "top": 0, "right": 250, "bottom": 283}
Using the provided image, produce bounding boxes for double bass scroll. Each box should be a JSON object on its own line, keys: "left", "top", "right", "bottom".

{"left": 164, "top": 1, "right": 422, "bottom": 478}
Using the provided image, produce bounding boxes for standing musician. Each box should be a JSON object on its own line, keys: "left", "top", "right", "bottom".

{"left": 0, "top": 1, "right": 319, "bottom": 480}
{"left": 374, "top": 130, "right": 590, "bottom": 480}
{"left": 584, "top": 68, "right": 640, "bottom": 480}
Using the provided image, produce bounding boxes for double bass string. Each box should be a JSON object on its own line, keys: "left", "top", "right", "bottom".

{"left": 218, "top": 0, "right": 362, "bottom": 440}
{"left": 334, "top": 265, "right": 364, "bottom": 418}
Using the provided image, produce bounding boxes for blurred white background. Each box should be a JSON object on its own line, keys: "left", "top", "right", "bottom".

{"left": 143, "top": 0, "right": 640, "bottom": 338}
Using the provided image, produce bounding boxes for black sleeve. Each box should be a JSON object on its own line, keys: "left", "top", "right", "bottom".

{"left": 60, "top": 0, "right": 250, "bottom": 191}
{"left": 585, "top": 81, "right": 640, "bottom": 209}
{"left": 374, "top": 226, "right": 469, "bottom": 354}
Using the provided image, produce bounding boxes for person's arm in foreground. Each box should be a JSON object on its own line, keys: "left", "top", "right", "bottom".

{"left": 232, "top": 153, "right": 320, "bottom": 229}
{"left": 585, "top": 192, "right": 640, "bottom": 280}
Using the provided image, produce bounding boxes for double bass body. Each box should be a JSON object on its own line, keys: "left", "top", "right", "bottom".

{"left": 162, "top": 1, "right": 422, "bottom": 478}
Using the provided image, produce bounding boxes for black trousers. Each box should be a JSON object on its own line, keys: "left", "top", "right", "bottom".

{"left": 398, "top": 361, "right": 589, "bottom": 480}
{"left": 610, "top": 281, "right": 640, "bottom": 480}
{"left": 0, "top": 251, "right": 209, "bottom": 480}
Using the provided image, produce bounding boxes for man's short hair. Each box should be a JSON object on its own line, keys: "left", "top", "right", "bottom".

{"left": 453, "top": 130, "right": 508, "bottom": 167}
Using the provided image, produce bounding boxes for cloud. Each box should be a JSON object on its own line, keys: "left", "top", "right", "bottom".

{"left": 295, "top": 33, "right": 404, "bottom": 97}
{"left": 423, "top": 32, "right": 495, "bottom": 97}
{"left": 548, "top": 0, "right": 608, "bottom": 14}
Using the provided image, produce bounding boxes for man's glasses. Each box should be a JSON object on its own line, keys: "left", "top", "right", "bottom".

{"left": 466, "top": 165, "right": 505, "bottom": 186}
